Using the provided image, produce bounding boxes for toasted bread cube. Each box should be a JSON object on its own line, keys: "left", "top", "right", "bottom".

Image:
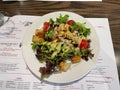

{"left": 59, "top": 62, "right": 71, "bottom": 72}
{"left": 71, "top": 56, "right": 81, "bottom": 63}
{"left": 32, "top": 35, "right": 44, "bottom": 42}
{"left": 35, "top": 29, "right": 45, "bottom": 38}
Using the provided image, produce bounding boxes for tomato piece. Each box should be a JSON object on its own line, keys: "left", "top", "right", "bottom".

{"left": 66, "top": 20, "right": 74, "bottom": 25}
{"left": 43, "top": 22, "right": 50, "bottom": 32}
{"left": 79, "top": 39, "right": 89, "bottom": 49}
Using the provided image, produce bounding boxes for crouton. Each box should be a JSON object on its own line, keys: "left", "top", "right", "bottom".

{"left": 35, "top": 29, "right": 45, "bottom": 38}
{"left": 32, "top": 35, "right": 44, "bottom": 42}
{"left": 59, "top": 62, "right": 71, "bottom": 72}
{"left": 71, "top": 56, "right": 81, "bottom": 63}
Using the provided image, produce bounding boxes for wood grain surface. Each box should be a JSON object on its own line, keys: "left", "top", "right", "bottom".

{"left": 0, "top": 0, "right": 120, "bottom": 80}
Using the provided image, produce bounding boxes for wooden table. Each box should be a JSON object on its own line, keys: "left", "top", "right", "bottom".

{"left": 0, "top": 0, "right": 120, "bottom": 81}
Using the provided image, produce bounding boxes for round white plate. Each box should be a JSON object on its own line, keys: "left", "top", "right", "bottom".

{"left": 22, "top": 11, "right": 99, "bottom": 84}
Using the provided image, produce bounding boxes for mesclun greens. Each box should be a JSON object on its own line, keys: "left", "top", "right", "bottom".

{"left": 56, "top": 14, "right": 69, "bottom": 24}
{"left": 31, "top": 14, "right": 94, "bottom": 79}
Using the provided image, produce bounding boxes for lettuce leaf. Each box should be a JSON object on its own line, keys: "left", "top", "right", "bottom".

{"left": 56, "top": 14, "right": 69, "bottom": 24}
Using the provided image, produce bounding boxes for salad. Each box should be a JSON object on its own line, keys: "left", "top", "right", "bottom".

{"left": 31, "top": 14, "right": 94, "bottom": 79}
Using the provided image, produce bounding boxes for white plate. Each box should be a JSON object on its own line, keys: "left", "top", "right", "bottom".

{"left": 22, "top": 11, "right": 99, "bottom": 84}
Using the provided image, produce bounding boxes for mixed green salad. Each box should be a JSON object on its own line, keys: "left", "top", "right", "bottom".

{"left": 31, "top": 14, "right": 94, "bottom": 79}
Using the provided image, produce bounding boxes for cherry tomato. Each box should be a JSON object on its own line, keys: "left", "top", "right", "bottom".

{"left": 66, "top": 20, "right": 74, "bottom": 25}
{"left": 79, "top": 39, "right": 89, "bottom": 49}
{"left": 43, "top": 22, "right": 50, "bottom": 32}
